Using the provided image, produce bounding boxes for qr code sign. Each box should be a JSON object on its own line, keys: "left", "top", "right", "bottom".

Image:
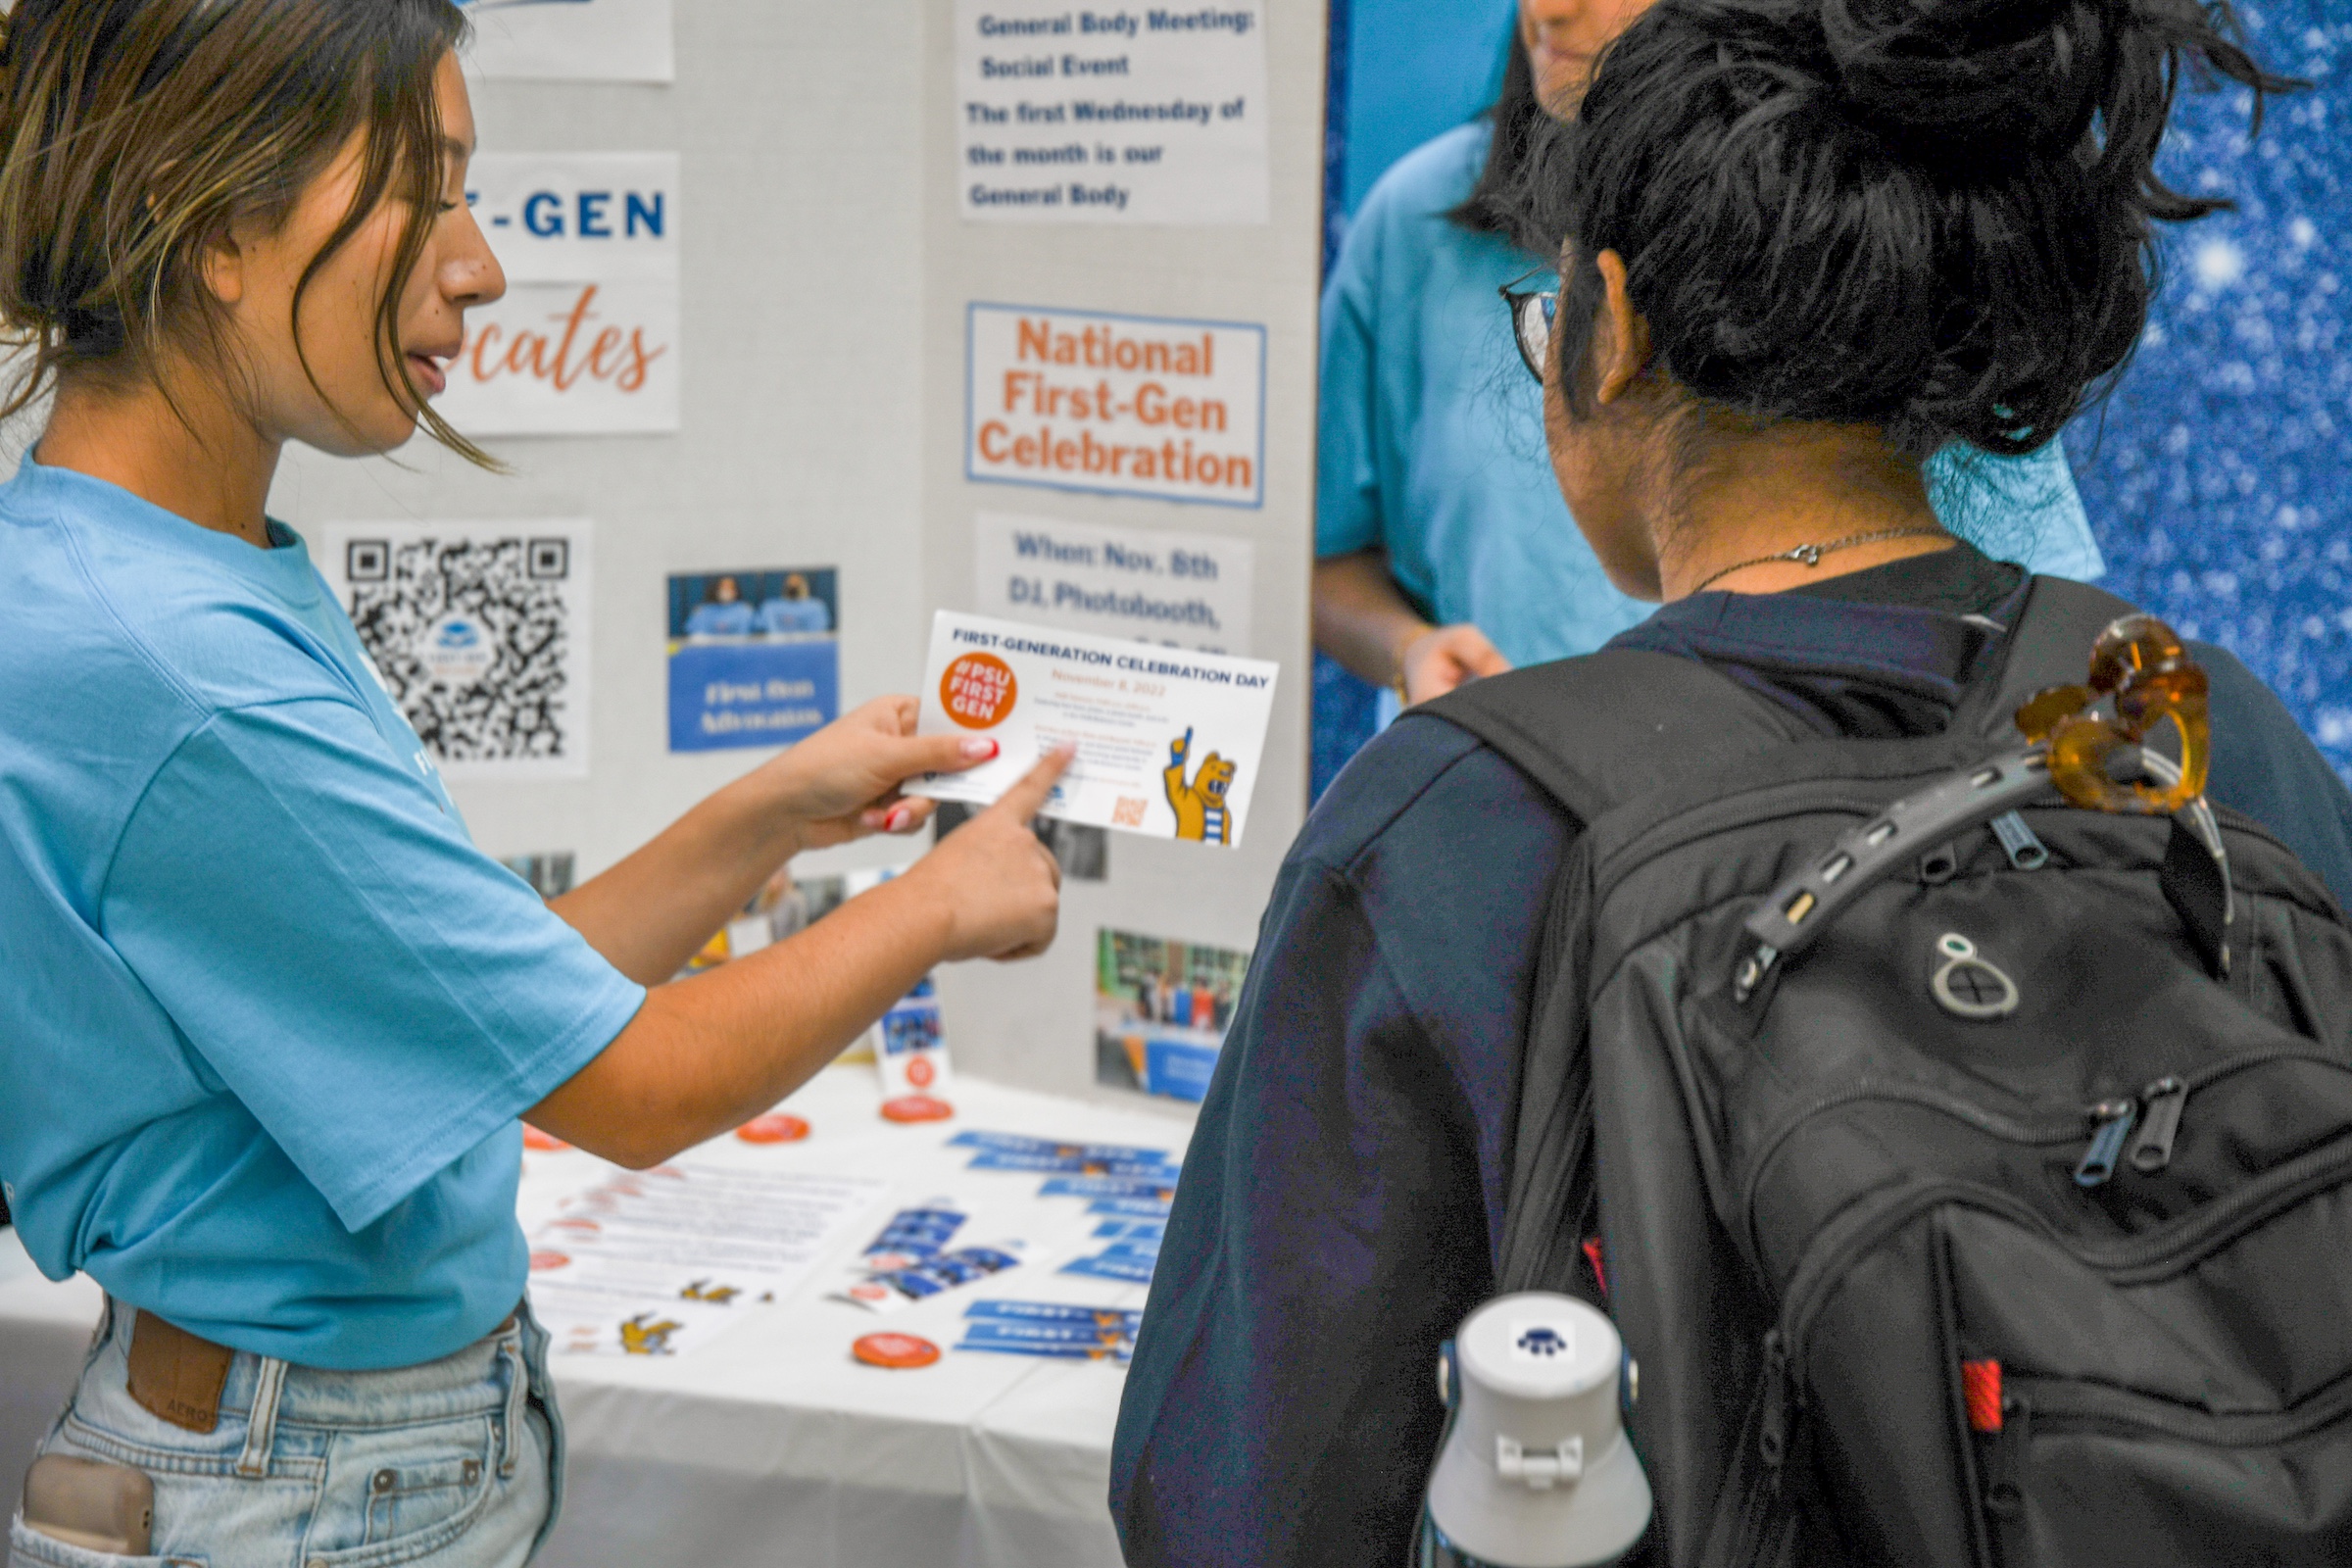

{"left": 1112, "top": 797, "right": 1148, "bottom": 827}
{"left": 327, "top": 521, "right": 593, "bottom": 780}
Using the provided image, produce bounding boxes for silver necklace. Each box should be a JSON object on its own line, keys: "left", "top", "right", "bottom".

{"left": 1690, "top": 528, "right": 1950, "bottom": 594}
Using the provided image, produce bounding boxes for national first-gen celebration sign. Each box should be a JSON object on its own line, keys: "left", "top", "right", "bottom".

{"left": 460, "top": 0, "right": 674, "bottom": 83}
{"left": 966, "top": 304, "right": 1265, "bottom": 509}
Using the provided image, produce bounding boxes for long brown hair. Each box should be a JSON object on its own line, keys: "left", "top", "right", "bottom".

{"left": 0, "top": 0, "right": 492, "bottom": 466}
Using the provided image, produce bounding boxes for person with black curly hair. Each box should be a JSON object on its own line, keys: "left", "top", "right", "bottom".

{"left": 1116, "top": 1, "right": 2348, "bottom": 1562}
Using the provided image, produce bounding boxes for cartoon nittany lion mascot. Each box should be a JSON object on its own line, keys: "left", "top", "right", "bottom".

{"left": 1163, "top": 728, "right": 1237, "bottom": 845}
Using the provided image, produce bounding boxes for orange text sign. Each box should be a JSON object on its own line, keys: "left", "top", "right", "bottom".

{"left": 441, "top": 153, "right": 681, "bottom": 436}
{"left": 966, "top": 304, "right": 1265, "bottom": 509}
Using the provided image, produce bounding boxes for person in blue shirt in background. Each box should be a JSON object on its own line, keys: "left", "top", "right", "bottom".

{"left": 758, "top": 571, "right": 834, "bottom": 635}
{"left": 684, "top": 572, "right": 759, "bottom": 637}
{"left": 1310, "top": 0, "right": 2108, "bottom": 712}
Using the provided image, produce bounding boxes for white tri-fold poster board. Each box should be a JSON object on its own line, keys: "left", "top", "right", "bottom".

{"left": 240, "top": 0, "right": 1324, "bottom": 1112}
{"left": 923, "top": 0, "right": 1321, "bottom": 1104}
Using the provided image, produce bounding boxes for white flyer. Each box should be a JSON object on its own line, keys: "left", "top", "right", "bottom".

{"left": 321, "top": 520, "right": 593, "bottom": 781}
{"left": 528, "top": 1164, "right": 887, "bottom": 1357}
{"left": 460, "top": 0, "right": 674, "bottom": 83}
{"left": 906, "top": 612, "right": 1278, "bottom": 847}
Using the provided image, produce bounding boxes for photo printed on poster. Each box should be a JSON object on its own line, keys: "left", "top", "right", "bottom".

{"left": 447, "top": 153, "right": 680, "bottom": 436}
{"left": 324, "top": 521, "right": 594, "bottom": 781}
{"left": 1096, "top": 928, "right": 1251, "bottom": 1103}
{"left": 460, "top": 0, "right": 674, "bottom": 83}
{"left": 955, "top": 0, "right": 1268, "bottom": 224}
{"left": 667, "top": 568, "right": 841, "bottom": 753}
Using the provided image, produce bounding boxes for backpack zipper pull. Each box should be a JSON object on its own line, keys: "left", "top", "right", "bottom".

{"left": 1989, "top": 810, "right": 2049, "bottom": 871}
{"left": 2128, "top": 1077, "right": 2186, "bottom": 1174}
{"left": 2074, "top": 1099, "right": 2138, "bottom": 1188}
{"left": 1757, "top": 1329, "right": 1794, "bottom": 1472}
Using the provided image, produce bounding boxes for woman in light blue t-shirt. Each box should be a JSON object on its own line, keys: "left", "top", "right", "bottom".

{"left": 0, "top": 3, "right": 1069, "bottom": 1562}
{"left": 1312, "top": 0, "right": 2108, "bottom": 710}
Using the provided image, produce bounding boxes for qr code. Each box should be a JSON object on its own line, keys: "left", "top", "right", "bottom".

{"left": 341, "top": 531, "right": 585, "bottom": 772}
{"left": 1112, "top": 797, "right": 1148, "bottom": 827}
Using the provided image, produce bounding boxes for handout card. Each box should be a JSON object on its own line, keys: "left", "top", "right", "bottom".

{"left": 905, "top": 612, "right": 1279, "bottom": 847}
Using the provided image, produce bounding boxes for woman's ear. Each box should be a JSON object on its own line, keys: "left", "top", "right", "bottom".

{"left": 1591, "top": 249, "right": 1650, "bottom": 406}
{"left": 199, "top": 226, "right": 249, "bottom": 310}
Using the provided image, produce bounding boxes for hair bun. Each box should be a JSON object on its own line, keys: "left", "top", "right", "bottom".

{"left": 1821, "top": 0, "right": 2119, "bottom": 158}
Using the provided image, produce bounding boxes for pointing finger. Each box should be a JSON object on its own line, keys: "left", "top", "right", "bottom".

{"left": 990, "top": 744, "right": 1076, "bottom": 824}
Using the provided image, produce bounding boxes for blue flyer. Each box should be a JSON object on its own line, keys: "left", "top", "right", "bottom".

{"left": 966, "top": 1300, "right": 1142, "bottom": 1331}
{"left": 968, "top": 1152, "right": 1179, "bottom": 1178}
{"left": 950, "top": 1131, "right": 1173, "bottom": 1164}
{"left": 1042, "top": 1176, "right": 1180, "bottom": 1200}
{"left": 961, "top": 1321, "right": 1130, "bottom": 1348}
{"left": 666, "top": 567, "right": 840, "bottom": 753}
{"left": 956, "top": 1337, "right": 1133, "bottom": 1362}
{"left": 1060, "top": 1251, "right": 1157, "bottom": 1285}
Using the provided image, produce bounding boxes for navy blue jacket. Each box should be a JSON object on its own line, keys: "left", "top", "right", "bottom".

{"left": 1111, "top": 550, "right": 2352, "bottom": 1568}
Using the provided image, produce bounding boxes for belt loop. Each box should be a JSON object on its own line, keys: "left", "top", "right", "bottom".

{"left": 236, "top": 1356, "right": 288, "bottom": 1479}
{"left": 498, "top": 1328, "right": 527, "bottom": 1478}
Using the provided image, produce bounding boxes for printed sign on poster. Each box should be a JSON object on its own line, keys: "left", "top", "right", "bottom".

{"left": 974, "top": 511, "right": 1255, "bottom": 656}
{"left": 666, "top": 568, "right": 841, "bottom": 753}
{"left": 442, "top": 153, "right": 679, "bottom": 436}
{"left": 323, "top": 521, "right": 594, "bottom": 781}
{"left": 966, "top": 304, "right": 1264, "bottom": 508}
{"left": 954, "top": 0, "right": 1268, "bottom": 224}
{"left": 460, "top": 0, "right": 674, "bottom": 83}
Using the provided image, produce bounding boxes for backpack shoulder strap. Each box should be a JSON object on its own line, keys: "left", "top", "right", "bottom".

{"left": 1956, "top": 574, "right": 2142, "bottom": 738}
{"left": 1413, "top": 648, "right": 1808, "bottom": 824}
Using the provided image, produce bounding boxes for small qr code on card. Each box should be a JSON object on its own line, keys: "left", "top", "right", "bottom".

{"left": 329, "top": 522, "right": 592, "bottom": 780}
{"left": 1112, "top": 797, "right": 1148, "bottom": 827}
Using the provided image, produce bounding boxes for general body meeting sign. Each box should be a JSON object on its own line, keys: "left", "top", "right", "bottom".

{"left": 955, "top": 2, "right": 1269, "bottom": 225}
{"left": 966, "top": 304, "right": 1265, "bottom": 508}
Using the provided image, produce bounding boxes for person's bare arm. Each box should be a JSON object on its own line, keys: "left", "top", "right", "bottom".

{"left": 549, "top": 697, "right": 991, "bottom": 985}
{"left": 529, "top": 750, "right": 1071, "bottom": 1167}
{"left": 1312, "top": 550, "right": 1511, "bottom": 705}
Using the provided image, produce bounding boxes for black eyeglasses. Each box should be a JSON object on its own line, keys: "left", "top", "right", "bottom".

{"left": 1498, "top": 269, "right": 1558, "bottom": 385}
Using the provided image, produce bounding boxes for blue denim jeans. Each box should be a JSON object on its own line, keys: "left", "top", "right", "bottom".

{"left": 9, "top": 1299, "right": 563, "bottom": 1568}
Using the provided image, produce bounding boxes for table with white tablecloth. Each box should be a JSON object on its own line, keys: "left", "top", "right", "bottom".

{"left": 0, "top": 1067, "right": 1190, "bottom": 1568}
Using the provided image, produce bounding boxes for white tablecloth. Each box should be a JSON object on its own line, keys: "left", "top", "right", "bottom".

{"left": 0, "top": 1068, "right": 1189, "bottom": 1567}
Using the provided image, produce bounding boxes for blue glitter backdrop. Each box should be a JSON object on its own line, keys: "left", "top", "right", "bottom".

{"left": 1315, "top": 0, "right": 2352, "bottom": 796}
{"left": 2064, "top": 4, "right": 2352, "bottom": 779}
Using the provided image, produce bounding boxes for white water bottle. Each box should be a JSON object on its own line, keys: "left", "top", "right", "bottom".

{"left": 1417, "top": 1293, "right": 1651, "bottom": 1568}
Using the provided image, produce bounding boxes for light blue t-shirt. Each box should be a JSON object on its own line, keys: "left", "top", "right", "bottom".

{"left": 759, "top": 596, "right": 831, "bottom": 635}
{"left": 685, "top": 600, "right": 757, "bottom": 637}
{"left": 0, "top": 462, "right": 646, "bottom": 1370}
{"left": 1317, "top": 122, "right": 2108, "bottom": 667}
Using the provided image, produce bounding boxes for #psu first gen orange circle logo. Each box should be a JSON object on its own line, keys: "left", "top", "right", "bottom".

{"left": 942, "top": 652, "right": 1017, "bottom": 729}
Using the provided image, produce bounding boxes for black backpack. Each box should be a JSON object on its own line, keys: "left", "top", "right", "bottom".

{"left": 1424, "top": 577, "right": 2352, "bottom": 1567}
